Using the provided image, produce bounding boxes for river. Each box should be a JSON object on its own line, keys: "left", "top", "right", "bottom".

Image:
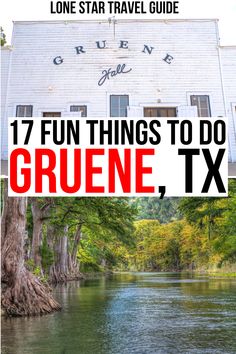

{"left": 1, "top": 272, "right": 236, "bottom": 354}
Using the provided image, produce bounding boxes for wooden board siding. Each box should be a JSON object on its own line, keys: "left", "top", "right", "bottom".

{"left": 221, "top": 47, "right": 236, "bottom": 162}
{"left": 1, "top": 48, "right": 11, "bottom": 159}
{"left": 0, "top": 19, "right": 236, "bottom": 161}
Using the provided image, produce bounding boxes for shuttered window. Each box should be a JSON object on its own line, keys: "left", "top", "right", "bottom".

{"left": 110, "top": 95, "right": 129, "bottom": 117}
{"left": 16, "top": 105, "right": 33, "bottom": 117}
{"left": 144, "top": 107, "right": 177, "bottom": 117}
{"left": 190, "top": 95, "right": 211, "bottom": 117}
{"left": 70, "top": 105, "right": 87, "bottom": 117}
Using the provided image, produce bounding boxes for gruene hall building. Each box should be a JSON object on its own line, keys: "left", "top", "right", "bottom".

{"left": 1, "top": 19, "right": 236, "bottom": 163}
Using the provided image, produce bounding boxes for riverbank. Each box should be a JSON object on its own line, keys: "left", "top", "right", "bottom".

{"left": 114, "top": 266, "right": 236, "bottom": 279}
{"left": 195, "top": 264, "right": 236, "bottom": 278}
{"left": 207, "top": 272, "right": 236, "bottom": 277}
{"left": 83, "top": 270, "right": 113, "bottom": 279}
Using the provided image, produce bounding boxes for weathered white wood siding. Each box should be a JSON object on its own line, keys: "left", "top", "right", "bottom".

{"left": 1, "top": 47, "right": 11, "bottom": 159}
{"left": 1, "top": 19, "right": 236, "bottom": 161}
{"left": 221, "top": 47, "right": 236, "bottom": 162}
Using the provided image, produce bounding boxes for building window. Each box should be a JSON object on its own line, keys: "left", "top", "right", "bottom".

{"left": 190, "top": 95, "right": 211, "bottom": 117}
{"left": 110, "top": 95, "right": 129, "bottom": 117}
{"left": 144, "top": 107, "right": 177, "bottom": 117}
{"left": 16, "top": 105, "right": 33, "bottom": 117}
{"left": 70, "top": 105, "right": 87, "bottom": 117}
{"left": 43, "top": 112, "right": 61, "bottom": 117}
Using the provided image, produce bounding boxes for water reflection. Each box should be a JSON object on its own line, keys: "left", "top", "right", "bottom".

{"left": 2, "top": 273, "right": 236, "bottom": 354}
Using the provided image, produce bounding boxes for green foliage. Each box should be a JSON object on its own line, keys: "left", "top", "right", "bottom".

{"left": 35, "top": 197, "right": 137, "bottom": 274}
{"left": 78, "top": 241, "right": 102, "bottom": 272}
{"left": 40, "top": 234, "right": 54, "bottom": 271}
{"left": 25, "top": 258, "right": 36, "bottom": 272}
{"left": 78, "top": 226, "right": 127, "bottom": 272}
{"left": 33, "top": 266, "right": 42, "bottom": 277}
{"left": 48, "top": 197, "right": 135, "bottom": 230}
{"left": 26, "top": 203, "right": 33, "bottom": 240}
{"left": 131, "top": 197, "right": 181, "bottom": 223}
{"left": 1, "top": 27, "right": 6, "bottom": 46}
{"left": 25, "top": 259, "right": 48, "bottom": 283}
{"left": 21, "top": 180, "right": 236, "bottom": 276}
{"left": 118, "top": 180, "right": 236, "bottom": 272}
{"left": 128, "top": 220, "right": 183, "bottom": 271}
{"left": 179, "top": 180, "right": 236, "bottom": 267}
{"left": 179, "top": 197, "right": 225, "bottom": 240}
{"left": 211, "top": 180, "right": 236, "bottom": 265}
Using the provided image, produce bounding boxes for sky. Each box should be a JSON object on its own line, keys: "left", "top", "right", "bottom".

{"left": 0, "top": 0, "right": 236, "bottom": 45}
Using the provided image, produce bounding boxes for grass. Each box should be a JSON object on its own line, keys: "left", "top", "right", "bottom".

{"left": 208, "top": 272, "right": 236, "bottom": 278}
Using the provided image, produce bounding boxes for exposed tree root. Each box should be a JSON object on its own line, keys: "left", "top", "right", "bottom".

{"left": 1, "top": 180, "right": 61, "bottom": 317}
{"left": 49, "top": 264, "right": 84, "bottom": 284}
{"left": 2, "top": 268, "right": 61, "bottom": 316}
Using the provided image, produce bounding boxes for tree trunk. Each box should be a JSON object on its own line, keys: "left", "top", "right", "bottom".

{"left": 60, "top": 226, "right": 68, "bottom": 274}
{"left": 71, "top": 225, "right": 82, "bottom": 265}
{"left": 31, "top": 200, "right": 43, "bottom": 268}
{"left": 49, "top": 225, "right": 83, "bottom": 283}
{"left": 68, "top": 225, "right": 83, "bottom": 278}
{"left": 1, "top": 181, "right": 61, "bottom": 316}
{"left": 31, "top": 198, "right": 52, "bottom": 270}
{"left": 49, "top": 226, "right": 69, "bottom": 283}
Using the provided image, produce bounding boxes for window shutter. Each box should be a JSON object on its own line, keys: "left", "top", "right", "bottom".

{"left": 16, "top": 106, "right": 24, "bottom": 117}
{"left": 127, "top": 106, "right": 143, "bottom": 117}
{"left": 177, "top": 105, "right": 198, "bottom": 117}
{"left": 26, "top": 105, "right": 33, "bottom": 117}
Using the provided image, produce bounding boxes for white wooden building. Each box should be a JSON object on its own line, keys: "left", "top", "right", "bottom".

{"left": 1, "top": 19, "right": 236, "bottom": 161}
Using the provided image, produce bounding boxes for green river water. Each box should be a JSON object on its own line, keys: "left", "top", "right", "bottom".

{"left": 1, "top": 272, "right": 236, "bottom": 354}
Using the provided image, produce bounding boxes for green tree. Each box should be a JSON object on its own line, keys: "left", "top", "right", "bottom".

{"left": 1, "top": 27, "right": 6, "bottom": 46}
{"left": 44, "top": 197, "right": 137, "bottom": 281}
{"left": 212, "top": 180, "right": 236, "bottom": 265}
{"left": 179, "top": 180, "right": 236, "bottom": 267}
{"left": 131, "top": 197, "right": 181, "bottom": 223}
